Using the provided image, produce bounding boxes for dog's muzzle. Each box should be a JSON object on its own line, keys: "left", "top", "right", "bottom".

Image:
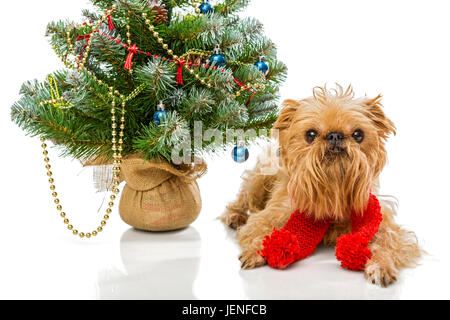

{"left": 326, "top": 131, "right": 345, "bottom": 154}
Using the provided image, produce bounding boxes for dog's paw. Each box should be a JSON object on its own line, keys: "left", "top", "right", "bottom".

{"left": 239, "top": 250, "right": 266, "bottom": 270}
{"left": 365, "top": 262, "right": 398, "bottom": 287}
{"left": 221, "top": 210, "right": 248, "bottom": 230}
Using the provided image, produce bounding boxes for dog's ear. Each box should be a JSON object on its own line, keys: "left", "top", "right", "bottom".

{"left": 363, "top": 95, "right": 396, "bottom": 139}
{"left": 273, "top": 99, "right": 301, "bottom": 131}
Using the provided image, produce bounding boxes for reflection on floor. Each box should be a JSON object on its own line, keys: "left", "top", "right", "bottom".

{"left": 96, "top": 221, "right": 410, "bottom": 300}
{"left": 97, "top": 227, "right": 201, "bottom": 299}
{"left": 239, "top": 246, "right": 402, "bottom": 300}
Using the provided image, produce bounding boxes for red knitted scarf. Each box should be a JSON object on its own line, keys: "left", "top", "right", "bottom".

{"left": 259, "top": 193, "right": 382, "bottom": 270}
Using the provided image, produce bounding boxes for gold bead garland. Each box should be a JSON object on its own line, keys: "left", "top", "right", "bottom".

{"left": 39, "top": 75, "right": 74, "bottom": 108}
{"left": 140, "top": 13, "right": 261, "bottom": 97}
{"left": 64, "top": 7, "right": 258, "bottom": 98}
{"left": 39, "top": 97, "right": 72, "bottom": 108}
{"left": 192, "top": 0, "right": 202, "bottom": 14}
{"left": 53, "top": 42, "right": 77, "bottom": 70}
{"left": 65, "top": 8, "right": 115, "bottom": 70}
{"left": 126, "top": 14, "right": 133, "bottom": 74}
{"left": 142, "top": 11, "right": 216, "bottom": 89}
{"left": 61, "top": 3, "right": 262, "bottom": 102}
{"left": 39, "top": 84, "right": 126, "bottom": 239}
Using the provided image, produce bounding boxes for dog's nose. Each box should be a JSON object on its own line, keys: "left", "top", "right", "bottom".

{"left": 326, "top": 131, "right": 344, "bottom": 146}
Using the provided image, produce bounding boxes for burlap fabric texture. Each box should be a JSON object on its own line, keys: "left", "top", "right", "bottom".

{"left": 86, "top": 154, "right": 206, "bottom": 232}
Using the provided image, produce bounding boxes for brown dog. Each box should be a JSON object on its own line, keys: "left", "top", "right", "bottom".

{"left": 222, "top": 85, "right": 421, "bottom": 287}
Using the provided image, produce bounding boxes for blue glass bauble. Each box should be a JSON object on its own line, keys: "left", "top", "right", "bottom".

{"left": 232, "top": 146, "right": 249, "bottom": 163}
{"left": 153, "top": 110, "right": 168, "bottom": 125}
{"left": 199, "top": 1, "right": 214, "bottom": 14}
{"left": 254, "top": 60, "right": 270, "bottom": 76}
{"left": 209, "top": 53, "right": 226, "bottom": 67}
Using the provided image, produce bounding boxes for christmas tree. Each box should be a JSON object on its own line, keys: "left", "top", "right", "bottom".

{"left": 11, "top": 0, "right": 287, "bottom": 163}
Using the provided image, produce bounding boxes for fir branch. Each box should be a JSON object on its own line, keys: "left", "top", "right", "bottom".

{"left": 215, "top": 0, "right": 251, "bottom": 16}
{"left": 133, "top": 111, "right": 188, "bottom": 161}
{"left": 135, "top": 57, "right": 177, "bottom": 100}
{"left": 180, "top": 87, "right": 215, "bottom": 119}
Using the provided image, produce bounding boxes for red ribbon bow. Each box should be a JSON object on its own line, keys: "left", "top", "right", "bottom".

{"left": 124, "top": 44, "right": 139, "bottom": 71}
{"left": 175, "top": 58, "right": 186, "bottom": 85}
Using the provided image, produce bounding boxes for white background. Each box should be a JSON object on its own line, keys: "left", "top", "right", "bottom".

{"left": 0, "top": 0, "right": 449, "bottom": 299}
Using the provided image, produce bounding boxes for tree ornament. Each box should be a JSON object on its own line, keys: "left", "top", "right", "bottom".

{"left": 254, "top": 56, "right": 270, "bottom": 76}
{"left": 153, "top": 101, "right": 168, "bottom": 125}
{"left": 199, "top": 0, "right": 214, "bottom": 14}
{"left": 209, "top": 45, "right": 226, "bottom": 67}
{"left": 232, "top": 140, "right": 249, "bottom": 163}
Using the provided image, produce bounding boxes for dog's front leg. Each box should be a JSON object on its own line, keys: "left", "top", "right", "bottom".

{"left": 364, "top": 205, "right": 422, "bottom": 287}
{"left": 236, "top": 192, "right": 293, "bottom": 269}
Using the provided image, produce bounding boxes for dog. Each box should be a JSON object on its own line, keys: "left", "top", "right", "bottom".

{"left": 221, "top": 85, "right": 421, "bottom": 287}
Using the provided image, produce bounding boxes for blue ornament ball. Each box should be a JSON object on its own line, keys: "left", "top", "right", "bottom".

{"left": 153, "top": 109, "right": 168, "bottom": 125}
{"left": 254, "top": 60, "right": 270, "bottom": 76}
{"left": 199, "top": 1, "right": 214, "bottom": 14}
{"left": 209, "top": 53, "right": 226, "bottom": 67}
{"left": 232, "top": 145, "right": 249, "bottom": 163}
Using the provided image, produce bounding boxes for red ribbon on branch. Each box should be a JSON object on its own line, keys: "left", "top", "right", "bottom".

{"left": 175, "top": 58, "right": 186, "bottom": 85}
{"left": 246, "top": 91, "right": 258, "bottom": 106}
{"left": 233, "top": 78, "right": 244, "bottom": 87}
{"left": 83, "top": 28, "right": 260, "bottom": 106}
{"left": 108, "top": 14, "right": 115, "bottom": 31}
{"left": 124, "top": 44, "right": 139, "bottom": 71}
{"left": 75, "top": 34, "right": 92, "bottom": 62}
{"left": 75, "top": 34, "right": 90, "bottom": 42}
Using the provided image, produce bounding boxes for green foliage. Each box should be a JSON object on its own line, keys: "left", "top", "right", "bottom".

{"left": 215, "top": 0, "right": 251, "bottom": 16}
{"left": 11, "top": 0, "right": 287, "bottom": 162}
{"left": 133, "top": 111, "right": 189, "bottom": 161}
{"left": 135, "top": 58, "right": 177, "bottom": 100}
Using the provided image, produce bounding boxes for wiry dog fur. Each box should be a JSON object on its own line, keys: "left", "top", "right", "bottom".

{"left": 221, "top": 85, "right": 422, "bottom": 287}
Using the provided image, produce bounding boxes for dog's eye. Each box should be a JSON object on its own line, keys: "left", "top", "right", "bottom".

{"left": 352, "top": 129, "right": 364, "bottom": 143}
{"left": 305, "top": 130, "right": 318, "bottom": 143}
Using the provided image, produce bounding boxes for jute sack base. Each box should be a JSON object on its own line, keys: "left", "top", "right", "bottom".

{"left": 119, "top": 155, "right": 206, "bottom": 232}
{"left": 85, "top": 155, "right": 206, "bottom": 232}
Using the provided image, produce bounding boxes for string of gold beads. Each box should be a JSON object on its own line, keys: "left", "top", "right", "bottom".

{"left": 140, "top": 15, "right": 257, "bottom": 95}
{"left": 126, "top": 14, "right": 133, "bottom": 74}
{"left": 61, "top": 11, "right": 258, "bottom": 105}
{"left": 142, "top": 12, "right": 177, "bottom": 61}
{"left": 62, "top": 3, "right": 260, "bottom": 98}
{"left": 235, "top": 85, "right": 247, "bottom": 97}
{"left": 141, "top": 12, "right": 218, "bottom": 88}
{"left": 66, "top": 30, "right": 75, "bottom": 54}
{"left": 39, "top": 97, "right": 73, "bottom": 108}
{"left": 193, "top": 0, "right": 202, "bottom": 14}
{"left": 52, "top": 43, "right": 77, "bottom": 70}
{"left": 65, "top": 9, "right": 114, "bottom": 70}
{"left": 39, "top": 86, "right": 125, "bottom": 239}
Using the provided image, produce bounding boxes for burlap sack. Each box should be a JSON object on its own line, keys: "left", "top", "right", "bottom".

{"left": 84, "top": 155, "right": 206, "bottom": 232}
{"left": 118, "top": 155, "right": 206, "bottom": 231}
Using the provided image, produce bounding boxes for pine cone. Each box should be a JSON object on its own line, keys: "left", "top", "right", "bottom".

{"left": 147, "top": 0, "right": 168, "bottom": 24}
{"left": 152, "top": 7, "right": 168, "bottom": 24}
